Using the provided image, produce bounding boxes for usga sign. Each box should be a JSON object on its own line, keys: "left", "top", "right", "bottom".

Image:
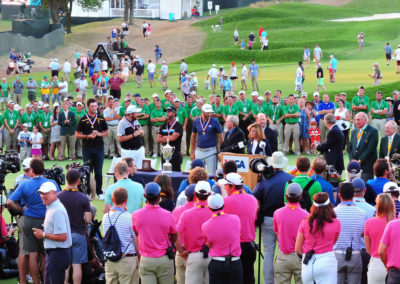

{"left": 223, "top": 155, "right": 250, "bottom": 173}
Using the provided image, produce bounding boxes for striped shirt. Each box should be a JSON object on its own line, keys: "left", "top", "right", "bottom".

{"left": 334, "top": 201, "right": 367, "bottom": 250}
{"left": 395, "top": 200, "right": 400, "bottom": 218}
{"left": 103, "top": 209, "right": 136, "bottom": 255}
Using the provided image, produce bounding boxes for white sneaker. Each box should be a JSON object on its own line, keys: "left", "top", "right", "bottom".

{"left": 152, "top": 153, "right": 158, "bottom": 158}
{"left": 97, "top": 194, "right": 105, "bottom": 200}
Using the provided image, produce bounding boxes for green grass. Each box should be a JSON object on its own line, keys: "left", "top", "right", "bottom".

{"left": 0, "top": 19, "right": 11, "bottom": 32}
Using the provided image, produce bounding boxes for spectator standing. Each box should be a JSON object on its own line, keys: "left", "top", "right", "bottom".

{"left": 150, "top": 98, "right": 166, "bottom": 158}
{"left": 303, "top": 45, "right": 310, "bottom": 67}
{"left": 379, "top": 120, "right": 400, "bottom": 159}
{"left": 160, "top": 60, "right": 169, "bottom": 91}
{"left": 334, "top": 99, "right": 351, "bottom": 148}
{"left": 385, "top": 42, "right": 393, "bottom": 65}
{"left": 329, "top": 55, "right": 338, "bottom": 83}
{"left": 249, "top": 59, "right": 260, "bottom": 92}
{"left": 154, "top": 45, "right": 162, "bottom": 64}
{"left": 103, "top": 96, "right": 120, "bottom": 158}
{"left": 49, "top": 104, "right": 61, "bottom": 160}
{"left": 4, "top": 101, "right": 20, "bottom": 151}
{"left": 0, "top": 77, "right": 10, "bottom": 110}
{"left": 368, "top": 63, "right": 382, "bottom": 86}
{"left": 273, "top": 183, "right": 308, "bottom": 283}
{"left": 58, "top": 76, "right": 68, "bottom": 101}
{"left": 207, "top": 64, "right": 219, "bottom": 94}
{"left": 283, "top": 94, "right": 300, "bottom": 155}
{"left": 49, "top": 58, "right": 60, "bottom": 77}
{"left": 351, "top": 86, "right": 370, "bottom": 116}
{"left": 30, "top": 125, "right": 43, "bottom": 159}
{"left": 26, "top": 76, "right": 37, "bottom": 103}
{"left": 109, "top": 71, "right": 125, "bottom": 100}
{"left": 253, "top": 152, "right": 293, "bottom": 284}
{"left": 102, "top": 187, "right": 139, "bottom": 284}
{"left": 394, "top": 44, "right": 400, "bottom": 74}
{"left": 147, "top": 59, "right": 157, "bottom": 87}
{"left": 383, "top": 182, "right": 400, "bottom": 217}
{"left": 58, "top": 169, "right": 91, "bottom": 284}
{"left": 367, "top": 159, "right": 390, "bottom": 195}
{"left": 295, "top": 192, "right": 341, "bottom": 284}
{"left": 58, "top": 100, "right": 76, "bottom": 160}
{"left": 12, "top": 76, "right": 24, "bottom": 105}
{"left": 313, "top": 44, "right": 323, "bottom": 66}
{"left": 315, "top": 63, "right": 326, "bottom": 91}
{"left": 318, "top": 94, "right": 334, "bottom": 142}
{"left": 63, "top": 59, "right": 72, "bottom": 82}
{"left": 74, "top": 74, "right": 89, "bottom": 103}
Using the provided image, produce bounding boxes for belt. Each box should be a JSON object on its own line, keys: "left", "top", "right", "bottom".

{"left": 389, "top": 267, "right": 400, "bottom": 271}
{"left": 122, "top": 146, "right": 142, "bottom": 151}
{"left": 188, "top": 251, "right": 202, "bottom": 254}
{"left": 45, "top": 247, "right": 69, "bottom": 253}
{"left": 212, "top": 256, "right": 240, "bottom": 261}
{"left": 286, "top": 122, "right": 298, "bottom": 124}
{"left": 196, "top": 146, "right": 216, "bottom": 152}
{"left": 125, "top": 253, "right": 137, "bottom": 257}
{"left": 107, "top": 124, "right": 118, "bottom": 126}
{"left": 334, "top": 250, "right": 361, "bottom": 255}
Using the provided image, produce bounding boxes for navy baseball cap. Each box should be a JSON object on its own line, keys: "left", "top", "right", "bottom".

{"left": 166, "top": 106, "right": 177, "bottom": 112}
{"left": 145, "top": 182, "right": 161, "bottom": 197}
{"left": 352, "top": 178, "right": 365, "bottom": 192}
{"left": 347, "top": 161, "right": 361, "bottom": 174}
{"left": 133, "top": 93, "right": 140, "bottom": 97}
{"left": 191, "top": 159, "right": 204, "bottom": 169}
{"left": 185, "top": 184, "right": 196, "bottom": 199}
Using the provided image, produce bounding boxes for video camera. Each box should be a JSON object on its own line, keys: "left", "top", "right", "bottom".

{"left": 0, "top": 151, "right": 20, "bottom": 181}
{"left": 249, "top": 158, "right": 275, "bottom": 180}
{"left": 66, "top": 160, "right": 92, "bottom": 195}
{"left": 43, "top": 164, "right": 65, "bottom": 189}
{"left": 390, "top": 153, "right": 400, "bottom": 184}
{"left": 323, "top": 165, "right": 340, "bottom": 187}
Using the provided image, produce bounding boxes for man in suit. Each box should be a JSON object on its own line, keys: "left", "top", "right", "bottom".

{"left": 348, "top": 112, "right": 379, "bottom": 181}
{"left": 220, "top": 115, "right": 245, "bottom": 154}
{"left": 256, "top": 113, "right": 278, "bottom": 153}
{"left": 316, "top": 113, "right": 345, "bottom": 174}
{"left": 379, "top": 120, "right": 400, "bottom": 160}
{"left": 58, "top": 99, "right": 76, "bottom": 160}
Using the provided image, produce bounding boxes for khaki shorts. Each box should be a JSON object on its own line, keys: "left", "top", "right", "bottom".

{"left": 20, "top": 215, "right": 45, "bottom": 254}
{"left": 160, "top": 74, "right": 168, "bottom": 83}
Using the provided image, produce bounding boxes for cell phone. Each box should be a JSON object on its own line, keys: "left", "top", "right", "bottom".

{"left": 345, "top": 246, "right": 352, "bottom": 261}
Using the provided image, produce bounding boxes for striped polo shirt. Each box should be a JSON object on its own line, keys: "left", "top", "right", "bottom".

{"left": 334, "top": 201, "right": 367, "bottom": 251}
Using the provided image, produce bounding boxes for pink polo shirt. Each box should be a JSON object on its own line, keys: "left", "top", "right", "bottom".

{"left": 132, "top": 204, "right": 177, "bottom": 258}
{"left": 298, "top": 218, "right": 341, "bottom": 254}
{"left": 273, "top": 203, "right": 309, "bottom": 254}
{"left": 364, "top": 217, "right": 388, "bottom": 258}
{"left": 380, "top": 219, "right": 400, "bottom": 269}
{"left": 172, "top": 201, "right": 195, "bottom": 225}
{"left": 176, "top": 201, "right": 212, "bottom": 252}
{"left": 202, "top": 211, "right": 241, "bottom": 257}
{"left": 224, "top": 190, "right": 258, "bottom": 242}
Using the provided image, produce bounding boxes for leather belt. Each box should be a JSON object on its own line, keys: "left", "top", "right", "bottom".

{"left": 212, "top": 256, "right": 240, "bottom": 261}
{"left": 334, "top": 250, "right": 361, "bottom": 255}
{"left": 125, "top": 253, "right": 137, "bottom": 257}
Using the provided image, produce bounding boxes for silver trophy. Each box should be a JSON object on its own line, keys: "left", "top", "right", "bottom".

{"left": 161, "top": 139, "right": 175, "bottom": 173}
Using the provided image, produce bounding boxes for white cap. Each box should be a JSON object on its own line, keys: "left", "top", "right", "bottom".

{"left": 207, "top": 194, "right": 224, "bottom": 210}
{"left": 152, "top": 93, "right": 159, "bottom": 98}
{"left": 164, "top": 89, "right": 172, "bottom": 94}
{"left": 201, "top": 104, "right": 213, "bottom": 113}
{"left": 195, "top": 98, "right": 202, "bottom": 103}
{"left": 26, "top": 104, "right": 32, "bottom": 108}
{"left": 257, "top": 96, "right": 264, "bottom": 101}
{"left": 126, "top": 105, "right": 139, "bottom": 114}
{"left": 43, "top": 103, "right": 50, "bottom": 108}
{"left": 53, "top": 102, "right": 59, "bottom": 108}
{"left": 190, "top": 90, "right": 197, "bottom": 95}
{"left": 212, "top": 64, "right": 216, "bottom": 67}
{"left": 191, "top": 72, "right": 196, "bottom": 76}
{"left": 267, "top": 151, "right": 288, "bottom": 169}
{"left": 301, "top": 92, "right": 307, "bottom": 97}
{"left": 22, "top": 158, "right": 33, "bottom": 170}
{"left": 124, "top": 97, "right": 131, "bottom": 102}
{"left": 195, "top": 181, "right": 212, "bottom": 194}
{"left": 162, "top": 60, "right": 167, "bottom": 64}
{"left": 22, "top": 123, "right": 28, "bottom": 127}
{"left": 218, "top": 173, "right": 243, "bottom": 186}
{"left": 174, "top": 98, "right": 181, "bottom": 102}
{"left": 239, "top": 90, "right": 245, "bottom": 95}
{"left": 330, "top": 55, "right": 333, "bottom": 58}
{"left": 14, "top": 104, "right": 20, "bottom": 111}
{"left": 313, "top": 91, "right": 320, "bottom": 97}
{"left": 251, "top": 91, "right": 258, "bottom": 97}
{"left": 383, "top": 182, "right": 399, "bottom": 193}
{"left": 76, "top": 102, "right": 83, "bottom": 106}
{"left": 37, "top": 181, "right": 57, "bottom": 193}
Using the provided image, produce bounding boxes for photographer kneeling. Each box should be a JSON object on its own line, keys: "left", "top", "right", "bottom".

{"left": 0, "top": 195, "right": 17, "bottom": 256}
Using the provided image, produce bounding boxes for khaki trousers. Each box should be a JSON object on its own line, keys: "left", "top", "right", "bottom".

{"left": 283, "top": 123, "right": 300, "bottom": 154}
{"left": 20, "top": 147, "right": 31, "bottom": 160}
{"left": 13, "top": 93, "right": 21, "bottom": 105}
{"left": 151, "top": 125, "right": 161, "bottom": 155}
{"left": 270, "top": 123, "right": 284, "bottom": 151}
{"left": 139, "top": 255, "right": 174, "bottom": 284}
{"left": 251, "top": 76, "right": 259, "bottom": 91}
{"left": 104, "top": 125, "right": 120, "bottom": 156}
{"left": 105, "top": 256, "right": 139, "bottom": 284}
{"left": 175, "top": 253, "right": 186, "bottom": 284}
{"left": 274, "top": 249, "right": 302, "bottom": 284}
{"left": 372, "top": 118, "right": 386, "bottom": 138}
{"left": 181, "top": 129, "right": 187, "bottom": 155}
{"left": 142, "top": 125, "right": 150, "bottom": 155}
{"left": 319, "top": 119, "right": 328, "bottom": 143}
{"left": 185, "top": 251, "right": 210, "bottom": 284}
{"left": 5, "top": 128, "right": 18, "bottom": 151}
{"left": 59, "top": 134, "right": 76, "bottom": 159}
{"left": 75, "top": 138, "right": 82, "bottom": 158}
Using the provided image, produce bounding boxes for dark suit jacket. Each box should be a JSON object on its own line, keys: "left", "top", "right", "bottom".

{"left": 317, "top": 125, "right": 344, "bottom": 173}
{"left": 264, "top": 126, "right": 278, "bottom": 153}
{"left": 379, "top": 133, "right": 400, "bottom": 159}
{"left": 348, "top": 125, "right": 379, "bottom": 176}
{"left": 220, "top": 127, "right": 246, "bottom": 154}
{"left": 58, "top": 110, "right": 76, "bottom": 136}
{"left": 247, "top": 139, "right": 272, "bottom": 156}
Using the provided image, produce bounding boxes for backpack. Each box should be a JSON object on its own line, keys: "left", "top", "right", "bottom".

{"left": 288, "top": 179, "right": 316, "bottom": 212}
{"left": 101, "top": 212, "right": 129, "bottom": 262}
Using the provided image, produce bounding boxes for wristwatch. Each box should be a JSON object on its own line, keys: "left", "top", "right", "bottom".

{"left": 43, "top": 232, "right": 46, "bottom": 239}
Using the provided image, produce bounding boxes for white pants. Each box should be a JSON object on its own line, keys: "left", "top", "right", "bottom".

{"left": 269, "top": 123, "right": 284, "bottom": 151}
{"left": 121, "top": 147, "right": 145, "bottom": 169}
{"left": 195, "top": 147, "right": 217, "bottom": 176}
{"left": 185, "top": 252, "right": 210, "bottom": 284}
{"left": 372, "top": 118, "right": 386, "bottom": 138}
{"left": 302, "top": 251, "right": 337, "bottom": 284}
{"left": 368, "top": 257, "right": 387, "bottom": 284}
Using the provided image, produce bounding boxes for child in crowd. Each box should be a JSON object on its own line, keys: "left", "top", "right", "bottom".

{"left": 241, "top": 39, "right": 245, "bottom": 50}
{"left": 309, "top": 121, "right": 321, "bottom": 155}
{"left": 30, "top": 125, "right": 43, "bottom": 159}
{"left": 17, "top": 123, "right": 32, "bottom": 160}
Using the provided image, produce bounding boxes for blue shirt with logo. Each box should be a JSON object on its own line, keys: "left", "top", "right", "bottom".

{"left": 192, "top": 117, "right": 222, "bottom": 148}
{"left": 318, "top": 101, "right": 334, "bottom": 119}
{"left": 249, "top": 64, "right": 259, "bottom": 77}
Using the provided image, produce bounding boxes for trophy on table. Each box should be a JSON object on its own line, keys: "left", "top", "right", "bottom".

{"left": 161, "top": 139, "right": 175, "bottom": 173}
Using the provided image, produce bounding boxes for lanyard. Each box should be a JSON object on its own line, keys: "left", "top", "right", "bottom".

{"left": 288, "top": 204, "right": 297, "bottom": 210}
{"left": 27, "top": 113, "right": 33, "bottom": 121}
{"left": 86, "top": 113, "right": 97, "bottom": 129}
{"left": 232, "top": 190, "right": 245, "bottom": 195}
{"left": 167, "top": 120, "right": 177, "bottom": 134}
{"left": 125, "top": 117, "right": 137, "bottom": 131}
{"left": 111, "top": 207, "right": 125, "bottom": 212}
{"left": 388, "top": 136, "right": 394, "bottom": 152}
{"left": 357, "top": 129, "right": 364, "bottom": 142}
{"left": 200, "top": 118, "right": 211, "bottom": 135}
{"left": 63, "top": 188, "right": 79, "bottom": 192}
{"left": 288, "top": 105, "right": 294, "bottom": 113}
{"left": 212, "top": 212, "right": 225, "bottom": 218}
{"left": 272, "top": 105, "right": 278, "bottom": 120}
{"left": 44, "top": 112, "right": 50, "bottom": 122}
{"left": 196, "top": 205, "right": 207, "bottom": 208}
{"left": 340, "top": 201, "right": 355, "bottom": 206}
{"left": 376, "top": 100, "right": 383, "bottom": 109}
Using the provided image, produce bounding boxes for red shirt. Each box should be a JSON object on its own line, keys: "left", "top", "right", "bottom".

{"left": 224, "top": 190, "right": 258, "bottom": 242}
{"left": 364, "top": 217, "right": 388, "bottom": 258}
{"left": 0, "top": 216, "right": 7, "bottom": 244}
{"left": 380, "top": 219, "right": 400, "bottom": 268}
{"left": 176, "top": 201, "right": 212, "bottom": 252}
{"left": 109, "top": 77, "right": 125, "bottom": 90}
{"left": 132, "top": 204, "right": 177, "bottom": 257}
{"left": 202, "top": 211, "right": 241, "bottom": 257}
{"left": 91, "top": 74, "right": 99, "bottom": 84}
{"left": 298, "top": 218, "right": 341, "bottom": 254}
{"left": 273, "top": 203, "right": 309, "bottom": 254}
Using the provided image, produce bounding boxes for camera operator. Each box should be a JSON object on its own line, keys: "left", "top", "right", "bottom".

{"left": 253, "top": 151, "right": 293, "bottom": 284}
{"left": 0, "top": 195, "right": 16, "bottom": 246}
{"left": 310, "top": 157, "right": 336, "bottom": 205}
{"left": 7, "top": 158, "right": 60, "bottom": 284}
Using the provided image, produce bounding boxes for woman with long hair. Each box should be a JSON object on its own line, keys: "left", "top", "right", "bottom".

{"left": 154, "top": 174, "right": 175, "bottom": 212}
{"left": 247, "top": 123, "right": 272, "bottom": 156}
{"left": 364, "top": 193, "right": 396, "bottom": 284}
{"left": 295, "top": 192, "right": 341, "bottom": 284}
{"left": 334, "top": 99, "right": 350, "bottom": 149}
{"left": 49, "top": 105, "right": 61, "bottom": 160}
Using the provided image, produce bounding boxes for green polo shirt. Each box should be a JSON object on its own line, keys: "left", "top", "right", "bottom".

{"left": 119, "top": 104, "right": 130, "bottom": 117}
{"left": 138, "top": 105, "right": 150, "bottom": 126}
{"left": 0, "top": 82, "right": 9, "bottom": 97}
{"left": 4, "top": 109, "right": 19, "bottom": 129}
{"left": 190, "top": 107, "right": 202, "bottom": 119}
{"left": 352, "top": 95, "right": 370, "bottom": 114}
{"left": 150, "top": 108, "right": 166, "bottom": 126}
{"left": 222, "top": 104, "right": 240, "bottom": 117}
{"left": 38, "top": 111, "right": 52, "bottom": 129}
{"left": 235, "top": 99, "right": 253, "bottom": 118}
{"left": 283, "top": 104, "right": 300, "bottom": 123}
{"left": 73, "top": 109, "right": 87, "bottom": 127}
{"left": 284, "top": 174, "right": 322, "bottom": 203}
{"left": 370, "top": 100, "right": 389, "bottom": 119}
{"left": 252, "top": 104, "right": 268, "bottom": 116}
{"left": 20, "top": 112, "right": 37, "bottom": 131}
{"left": 262, "top": 100, "right": 273, "bottom": 109}
{"left": 176, "top": 107, "right": 187, "bottom": 125}
{"left": 212, "top": 103, "right": 224, "bottom": 124}
{"left": 267, "top": 104, "right": 284, "bottom": 123}
{"left": 0, "top": 114, "right": 4, "bottom": 127}
{"left": 184, "top": 103, "right": 195, "bottom": 119}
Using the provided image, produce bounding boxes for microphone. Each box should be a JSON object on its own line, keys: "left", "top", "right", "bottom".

{"left": 238, "top": 141, "right": 245, "bottom": 149}
{"left": 259, "top": 141, "right": 266, "bottom": 156}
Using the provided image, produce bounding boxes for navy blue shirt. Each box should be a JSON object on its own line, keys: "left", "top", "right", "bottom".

{"left": 253, "top": 171, "right": 294, "bottom": 217}
{"left": 311, "top": 174, "right": 336, "bottom": 205}
{"left": 192, "top": 117, "right": 222, "bottom": 148}
{"left": 9, "top": 177, "right": 60, "bottom": 219}
{"left": 318, "top": 101, "right": 334, "bottom": 119}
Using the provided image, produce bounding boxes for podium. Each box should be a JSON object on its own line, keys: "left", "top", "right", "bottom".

{"left": 220, "top": 152, "right": 263, "bottom": 190}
